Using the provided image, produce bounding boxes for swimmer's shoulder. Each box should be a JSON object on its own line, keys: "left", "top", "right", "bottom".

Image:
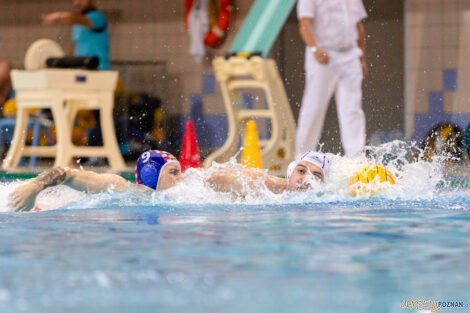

{"left": 132, "top": 183, "right": 154, "bottom": 191}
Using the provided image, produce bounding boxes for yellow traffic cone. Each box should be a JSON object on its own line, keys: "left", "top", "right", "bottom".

{"left": 242, "top": 120, "right": 263, "bottom": 168}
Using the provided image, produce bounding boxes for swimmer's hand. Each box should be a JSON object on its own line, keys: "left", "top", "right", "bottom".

{"left": 8, "top": 167, "right": 68, "bottom": 212}
{"left": 8, "top": 181, "right": 42, "bottom": 212}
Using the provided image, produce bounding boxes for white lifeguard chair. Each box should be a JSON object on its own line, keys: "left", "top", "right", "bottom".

{"left": 2, "top": 39, "right": 126, "bottom": 171}
{"left": 203, "top": 55, "right": 296, "bottom": 175}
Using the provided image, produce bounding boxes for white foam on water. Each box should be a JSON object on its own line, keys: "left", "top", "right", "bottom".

{"left": 34, "top": 185, "right": 87, "bottom": 211}
{"left": 148, "top": 140, "right": 450, "bottom": 205}
{"left": 0, "top": 180, "right": 26, "bottom": 212}
{"left": 0, "top": 180, "right": 87, "bottom": 212}
{"left": 0, "top": 141, "right": 465, "bottom": 212}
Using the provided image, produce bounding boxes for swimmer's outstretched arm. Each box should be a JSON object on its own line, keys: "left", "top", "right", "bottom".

{"left": 206, "top": 167, "right": 288, "bottom": 194}
{"left": 8, "top": 167, "right": 149, "bottom": 212}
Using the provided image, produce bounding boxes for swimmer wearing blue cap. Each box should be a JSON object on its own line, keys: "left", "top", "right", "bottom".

{"left": 9, "top": 150, "right": 329, "bottom": 211}
{"left": 134, "top": 150, "right": 183, "bottom": 191}
{"left": 9, "top": 150, "right": 184, "bottom": 211}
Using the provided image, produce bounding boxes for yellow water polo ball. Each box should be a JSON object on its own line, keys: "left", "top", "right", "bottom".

{"left": 349, "top": 164, "right": 396, "bottom": 196}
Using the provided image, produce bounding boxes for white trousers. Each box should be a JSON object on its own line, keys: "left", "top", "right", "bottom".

{"left": 296, "top": 51, "right": 366, "bottom": 157}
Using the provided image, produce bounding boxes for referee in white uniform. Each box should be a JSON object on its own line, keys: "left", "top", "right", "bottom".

{"left": 296, "top": 0, "right": 368, "bottom": 158}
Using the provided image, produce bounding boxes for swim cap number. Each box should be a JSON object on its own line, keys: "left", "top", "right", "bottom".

{"left": 142, "top": 152, "right": 151, "bottom": 163}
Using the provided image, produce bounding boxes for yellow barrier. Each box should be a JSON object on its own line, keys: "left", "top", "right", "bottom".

{"left": 241, "top": 120, "right": 263, "bottom": 168}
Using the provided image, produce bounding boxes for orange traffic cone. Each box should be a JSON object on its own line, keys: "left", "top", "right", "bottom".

{"left": 242, "top": 120, "right": 263, "bottom": 168}
{"left": 180, "top": 120, "right": 201, "bottom": 171}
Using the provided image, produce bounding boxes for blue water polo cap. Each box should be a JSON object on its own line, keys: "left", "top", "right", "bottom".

{"left": 135, "top": 150, "right": 178, "bottom": 190}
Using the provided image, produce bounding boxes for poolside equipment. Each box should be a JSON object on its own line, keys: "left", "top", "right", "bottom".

{"left": 24, "top": 38, "right": 65, "bottom": 70}
{"left": 422, "top": 122, "right": 463, "bottom": 162}
{"left": 349, "top": 164, "right": 396, "bottom": 197}
{"left": 3, "top": 98, "right": 41, "bottom": 116}
{"left": 46, "top": 56, "right": 99, "bottom": 70}
{"left": 180, "top": 120, "right": 201, "bottom": 171}
{"left": 136, "top": 150, "right": 178, "bottom": 190}
{"left": 203, "top": 55, "right": 296, "bottom": 175}
{"left": 241, "top": 120, "right": 263, "bottom": 169}
{"left": 2, "top": 39, "right": 126, "bottom": 171}
{"left": 2, "top": 98, "right": 18, "bottom": 116}
{"left": 204, "top": 0, "right": 233, "bottom": 47}
{"left": 185, "top": 0, "right": 233, "bottom": 47}
{"left": 204, "top": 0, "right": 297, "bottom": 175}
{"left": 0, "top": 116, "right": 54, "bottom": 168}
{"left": 229, "top": 0, "right": 297, "bottom": 57}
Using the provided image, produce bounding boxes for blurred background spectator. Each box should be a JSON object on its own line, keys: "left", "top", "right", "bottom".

{"left": 0, "top": 60, "right": 12, "bottom": 114}
{"left": 41, "top": 0, "right": 109, "bottom": 70}
{"left": 41, "top": 0, "right": 110, "bottom": 163}
{"left": 2, "top": 1, "right": 466, "bottom": 162}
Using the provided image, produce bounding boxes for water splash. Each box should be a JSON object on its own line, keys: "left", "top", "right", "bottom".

{"left": 35, "top": 185, "right": 87, "bottom": 211}
{"left": 0, "top": 180, "right": 24, "bottom": 212}
{"left": 1, "top": 141, "right": 468, "bottom": 212}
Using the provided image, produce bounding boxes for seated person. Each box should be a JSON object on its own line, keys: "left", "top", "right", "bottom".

{"left": 0, "top": 60, "right": 12, "bottom": 112}
{"left": 9, "top": 150, "right": 330, "bottom": 212}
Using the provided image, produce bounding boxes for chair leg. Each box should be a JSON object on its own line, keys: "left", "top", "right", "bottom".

{"left": 51, "top": 102, "right": 71, "bottom": 167}
{"left": 100, "top": 94, "right": 126, "bottom": 171}
{"left": 65, "top": 100, "right": 78, "bottom": 133}
{"left": 2, "top": 108, "right": 28, "bottom": 170}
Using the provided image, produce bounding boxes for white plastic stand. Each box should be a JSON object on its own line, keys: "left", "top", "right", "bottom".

{"left": 2, "top": 69, "right": 126, "bottom": 171}
{"left": 203, "top": 56, "right": 296, "bottom": 175}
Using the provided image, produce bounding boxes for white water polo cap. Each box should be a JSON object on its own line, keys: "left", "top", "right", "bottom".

{"left": 286, "top": 151, "right": 331, "bottom": 179}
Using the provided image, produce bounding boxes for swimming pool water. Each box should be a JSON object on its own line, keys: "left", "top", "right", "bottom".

{"left": 1, "top": 193, "right": 469, "bottom": 313}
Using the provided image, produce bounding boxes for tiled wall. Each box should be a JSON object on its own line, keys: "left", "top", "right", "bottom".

{"left": 0, "top": 0, "right": 252, "bottom": 117}
{"left": 0, "top": 0, "right": 255, "bottom": 153}
{"left": 0, "top": 0, "right": 413, "bottom": 154}
{"left": 406, "top": 0, "right": 470, "bottom": 141}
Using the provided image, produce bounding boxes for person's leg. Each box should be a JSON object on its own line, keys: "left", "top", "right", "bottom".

{"left": 335, "top": 58, "right": 365, "bottom": 157}
{"left": 296, "top": 58, "right": 337, "bottom": 156}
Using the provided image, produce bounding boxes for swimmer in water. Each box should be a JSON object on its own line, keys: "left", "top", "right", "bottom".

{"left": 9, "top": 150, "right": 329, "bottom": 212}
{"left": 207, "top": 150, "right": 329, "bottom": 193}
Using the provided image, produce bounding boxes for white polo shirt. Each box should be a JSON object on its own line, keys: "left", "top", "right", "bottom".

{"left": 297, "top": 0, "right": 367, "bottom": 51}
